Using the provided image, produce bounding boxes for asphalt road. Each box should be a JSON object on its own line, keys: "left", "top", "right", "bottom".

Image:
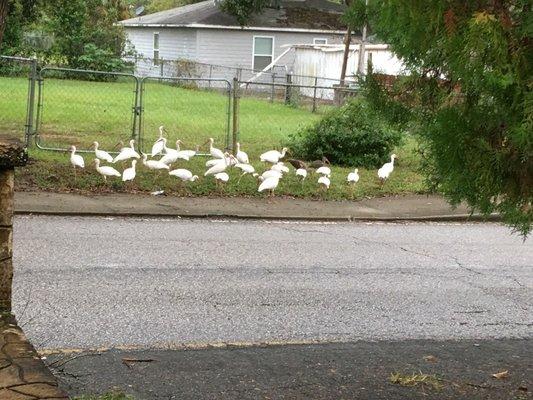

{"left": 49, "top": 339, "right": 532, "bottom": 400}
{"left": 12, "top": 215, "right": 532, "bottom": 351}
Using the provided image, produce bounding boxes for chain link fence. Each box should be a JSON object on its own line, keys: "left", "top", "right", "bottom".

{"left": 139, "top": 76, "right": 231, "bottom": 154}
{"left": 35, "top": 67, "right": 139, "bottom": 152}
{"left": 0, "top": 56, "right": 37, "bottom": 146}
{"left": 234, "top": 79, "right": 354, "bottom": 158}
{"left": 1, "top": 55, "right": 357, "bottom": 155}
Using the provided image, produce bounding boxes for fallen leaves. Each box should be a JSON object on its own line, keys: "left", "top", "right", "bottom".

{"left": 122, "top": 357, "right": 156, "bottom": 369}
{"left": 491, "top": 370, "right": 509, "bottom": 379}
{"left": 390, "top": 372, "right": 443, "bottom": 390}
{"left": 423, "top": 355, "right": 438, "bottom": 363}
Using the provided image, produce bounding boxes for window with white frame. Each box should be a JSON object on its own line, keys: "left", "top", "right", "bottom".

{"left": 253, "top": 36, "right": 274, "bottom": 71}
{"left": 313, "top": 38, "right": 328, "bottom": 45}
{"left": 153, "top": 32, "right": 160, "bottom": 64}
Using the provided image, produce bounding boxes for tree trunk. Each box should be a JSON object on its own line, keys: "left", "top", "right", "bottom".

{"left": 0, "top": 0, "right": 9, "bottom": 48}
{"left": 339, "top": 28, "right": 352, "bottom": 86}
{"left": 356, "top": 0, "right": 370, "bottom": 75}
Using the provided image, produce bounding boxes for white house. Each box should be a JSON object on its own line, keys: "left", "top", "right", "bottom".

{"left": 119, "top": 0, "right": 353, "bottom": 81}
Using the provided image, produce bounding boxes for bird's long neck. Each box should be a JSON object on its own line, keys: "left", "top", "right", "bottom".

{"left": 390, "top": 156, "right": 395, "bottom": 165}
{"left": 176, "top": 141, "right": 181, "bottom": 151}
{"left": 280, "top": 148, "right": 286, "bottom": 157}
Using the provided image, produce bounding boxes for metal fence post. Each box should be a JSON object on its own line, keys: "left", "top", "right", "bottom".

{"left": 24, "top": 59, "right": 37, "bottom": 147}
{"left": 285, "top": 73, "right": 292, "bottom": 105}
{"left": 232, "top": 77, "right": 239, "bottom": 153}
{"left": 312, "top": 76, "right": 318, "bottom": 113}
{"left": 208, "top": 65, "right": 213, "bottom": 89}
{"left": 34, "top": 72, "right": 44, "bottom": 145}
{"left": 270, "top": 73, "right": 276, "bottom": 103}
{"left": 132, "top": 77, "right": 142, "bottom": 146}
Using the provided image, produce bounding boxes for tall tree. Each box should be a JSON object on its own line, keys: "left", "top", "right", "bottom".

{"left": 0, "top": 0, "right": 9, "bottom": 46}
{"left": 346, "top": 0, "right": 532, "bottom": 235}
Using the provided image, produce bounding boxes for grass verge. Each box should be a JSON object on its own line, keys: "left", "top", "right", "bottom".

{"left": 3, "top": 75, "right": 427, "bottom": 199}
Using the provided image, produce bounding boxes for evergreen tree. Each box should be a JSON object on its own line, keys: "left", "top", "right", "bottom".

{"left": 346, "top": 0, "right": 532, "bottom": 235}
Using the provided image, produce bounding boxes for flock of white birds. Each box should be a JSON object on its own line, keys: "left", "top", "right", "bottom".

{"left": 68, "top": 125, "right": 398, "bottom": 195}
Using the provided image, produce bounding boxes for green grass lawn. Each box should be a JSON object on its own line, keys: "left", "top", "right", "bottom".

{"left": 2, "top": 75, "right": 427, "bottom": 200}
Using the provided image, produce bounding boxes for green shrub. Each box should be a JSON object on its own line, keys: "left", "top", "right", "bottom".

{"left": 74, "top": 44, "right": 131, "bottom": 80}
{"left": 287, "top": 98, "right": 402, "bottom": 168}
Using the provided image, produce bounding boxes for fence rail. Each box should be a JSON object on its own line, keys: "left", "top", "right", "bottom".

{"left": 0, "top": 56, "right": 358, "bottom": 153}
{"left": 0, "top": 56, "right": 37, "bottom": 146}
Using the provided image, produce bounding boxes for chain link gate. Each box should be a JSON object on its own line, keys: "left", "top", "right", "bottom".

{"left": 139, "top": 76, "right": 232, "bottom": 155}
{"left": 35, "top": 67, "right": 140, "bottom": 153}
{"left": 0, "top": 56, "right": 37, "bottom": 147}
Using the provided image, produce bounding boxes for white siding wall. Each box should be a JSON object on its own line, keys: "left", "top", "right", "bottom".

{"left": 195, "top": 29, "right": 345, "bottom": 71}
{"left": 125, "top": 26, "right": 346, "bottom": 77}
{"left": 126, "top": 27, "right": 197, "bottom": 59}
{"left": 125, "top": 27, "right": 197, "bottom": 76}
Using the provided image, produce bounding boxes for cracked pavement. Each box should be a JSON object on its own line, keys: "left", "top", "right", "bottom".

{"left": 11, "top": 215, "right": 532, "bottom": 351}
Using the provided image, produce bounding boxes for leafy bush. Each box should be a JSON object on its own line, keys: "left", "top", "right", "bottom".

{"left": 75, "top": 44, "right": 131, "bottom": 77}
{"left": 287, "top": 98, "right": 402, "bottom": 168}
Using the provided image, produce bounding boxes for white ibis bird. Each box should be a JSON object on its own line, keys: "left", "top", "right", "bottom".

{"left": 179, "top": 144, "right": 200, "bottom": 159}
{"left": 271, "top": 162, "right": 290, "bottom": 174}
{"left": 214, "top": 172, "right": 229, "bottom": 184}
{"left": 318, "top": 175, "right": 330, "bottom": 189}
{"left": 296, "top": 168, "right": 307, "bottom": 180}
{"left": 316, "top": 166, "right": 331, "bottom": 177}
{"left": 235, "top": 142, "right": 249, "bottom": 164}
{"left": 378, "top": 154, "right": 397, "bottom": 183}
{"left": 92, "top": 141, "right": 113, "bottom": 163}
{"left": 160, "top": 140, "right": 190, "bottom": 165}
{"left": 205, "top": 158, "right": 225, "bottom": 167}
{"left": 142, "top": 153, "right": 170, "bottom": 171}
{"left": 122, "top": 160, "right": 137, "bottom": 182}
{"left": 261, "top": 169, "right": 283, "bottom": 180}
{"left": 113, "top": 140, "right": 140, "bottom": 163}
{"left": 94, "top": 159, "right": 121, "bottom": 182}
{"left": 260, "top": 147, "right": 288, "bottom": 164}
{"left": 169, "top": 168, "right": 199, "bottom": 182}
{"left": 235, "top": 163, "right": 255, "bottom": 182}
{"left": 204, "top": 153, "right": 234, "bottom": 176}
{"left": 205, "top": 138, "right": 225, "bottom": 159}
{"left": 69, "top": 145, "right": 85, "bottom": 172}
{"left": 347, "top": 168, "right": 360, "bottom": 184}
{"left": 151, "top": 126, "right": 166, "bottom": 157}
{"left": 258, "top": 175, "right": 280, "bottom": 196}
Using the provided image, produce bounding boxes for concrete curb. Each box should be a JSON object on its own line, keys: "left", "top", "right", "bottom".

{"left": 14, "top": 191, "right": 501, "bottom": 223}
{"left": 14, "top": 208, "right": 501, "bottom": 222}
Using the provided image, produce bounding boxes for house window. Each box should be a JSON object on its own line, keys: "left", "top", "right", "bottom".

{"left": 253, "top": 36, "right": 274, "bottom": 71}
{"left": 313, "top": 38, "right": 328, "bottom": 45}
{"left": 153, "top": 32, "right": 160, "bottom": 64}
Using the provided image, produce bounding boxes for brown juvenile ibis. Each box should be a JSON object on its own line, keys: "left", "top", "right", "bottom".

{"left": 287, "top": 158, "right": 308, "bottom": 170}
